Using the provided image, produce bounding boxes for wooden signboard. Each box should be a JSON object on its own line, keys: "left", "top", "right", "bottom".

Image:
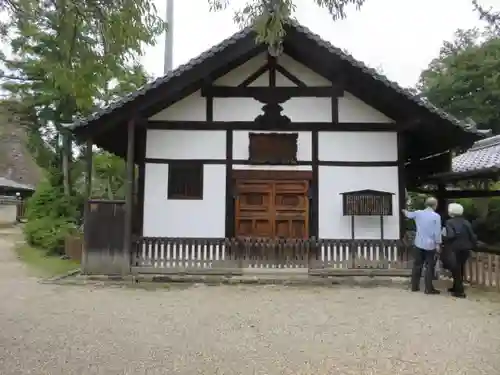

{"left": 341, "top": 189, "right": 394, "bottom": 216}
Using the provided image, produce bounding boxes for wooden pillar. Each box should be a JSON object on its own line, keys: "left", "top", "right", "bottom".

{"left": 123, "top": 119, "right": 135, "bottom": 273}
{"left": 436, "top": 183, "right": 447, "bottom": 224}
{"left": 82, "top": 137, "right": 93, "bottom": 271}
{"left": 397, "top": 132, "right": 406, "bottom": 239}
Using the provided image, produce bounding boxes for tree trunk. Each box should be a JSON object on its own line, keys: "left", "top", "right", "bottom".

{"left": 61, "top": 130, "right": 72, "bottom": 196}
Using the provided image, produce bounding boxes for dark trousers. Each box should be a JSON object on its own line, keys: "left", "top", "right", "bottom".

{"left": 411, "top": 247, "right": 437, "bottom": 292}
{"left": 443, "top": 249, "right": 470, "bottom": 294}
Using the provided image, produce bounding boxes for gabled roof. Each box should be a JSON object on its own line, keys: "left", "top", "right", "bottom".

{"left": 422, "top": 135, "right": 500, "bottom": 183}
{"left": 68, "top": 20, "right": 483, "bottom": 137}
{"left": 453, "top": 135, "right": 500, "bottom": 173}
{"left": 0, "top": 176, "right": 35, "bottom": 191}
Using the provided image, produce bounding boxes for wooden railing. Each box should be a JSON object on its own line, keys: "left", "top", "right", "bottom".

{"left": 132, "top": 237, "right": 413, "bottom": 275}
{"left": 466, "top": 246, "right": 500, "bottom": 290}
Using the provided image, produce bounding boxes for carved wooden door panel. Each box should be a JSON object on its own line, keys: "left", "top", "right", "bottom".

{"left": 234, "top": 180, "right": 274, "bottom": 238}
{"left": 234, "top": 179, "right": 309, "bottom": 239}
{"left": 274, "top": 180, "right": 309, "bottom": 239}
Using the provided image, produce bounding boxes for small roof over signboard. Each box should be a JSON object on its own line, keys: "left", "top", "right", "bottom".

{"left": 340, "top": 189, "right": 395, "bottom": 196}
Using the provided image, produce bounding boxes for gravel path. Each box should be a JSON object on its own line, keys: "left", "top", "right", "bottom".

{"left": 1, "top": 228, "right": 500, "bottom": 375}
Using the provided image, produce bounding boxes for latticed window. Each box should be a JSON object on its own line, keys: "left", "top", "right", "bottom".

{"left": 249, "top": 133, "right": 298, "bottom": 164}
{"left": 167, "top": 163, "right": 203, "bottom": 200}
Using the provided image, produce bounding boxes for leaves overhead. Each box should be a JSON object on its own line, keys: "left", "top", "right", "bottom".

{"left": 208, "top": 0, "right": 366, "bottom": 46}
{"left": 418, "top": 27, "right": 500, "bottom": 134}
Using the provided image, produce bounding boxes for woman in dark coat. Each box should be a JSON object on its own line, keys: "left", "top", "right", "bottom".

{"left": 442, "top": 203, "right": 478, "bottom": 298}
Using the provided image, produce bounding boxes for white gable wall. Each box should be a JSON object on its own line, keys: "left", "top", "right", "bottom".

{"left": 142, "top": 50, "right": 400, "bottom": 239}
{"left": 318, "top": 132, "right": 397, "bottom": 162}
{"left": 339, "top": 92, "right": 393, "bottom": 123}
{"left": 146, "top": 130, "right": 226, "bottom": 160}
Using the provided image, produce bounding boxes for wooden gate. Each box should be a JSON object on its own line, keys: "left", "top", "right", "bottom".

{"left": 234, "top": 179, "right": 309, "bottom": 239}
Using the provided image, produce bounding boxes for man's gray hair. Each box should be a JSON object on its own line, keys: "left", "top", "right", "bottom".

{"left": 448, "top": 203, "right": 464, "bottom": 217}
{"left": 425, "top": 197, "right": 438, "bottom": 208}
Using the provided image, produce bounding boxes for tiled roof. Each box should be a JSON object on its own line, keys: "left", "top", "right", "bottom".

{"left": 0, "top": 176, "right": 35, "bottom": 191}
{"left": 69, "top": 20, "right": 483, "bottom": 136}
{"left": 452, "top": 135, "right": 500, "bottom": 173}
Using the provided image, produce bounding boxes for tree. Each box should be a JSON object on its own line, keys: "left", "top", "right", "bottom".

{"left": 0, "top": 0, "right": 165, "bottom": 196}
{"left": 210, "top": 0, "right": 366, "bottom": 46}
{"left": 418, "top": 29, "right": 500, "bottom": 134}
{"left": 473, "top": 0, "right": 500, "bottom": 34}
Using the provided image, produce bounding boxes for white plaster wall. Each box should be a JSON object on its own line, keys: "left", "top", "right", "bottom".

{"left": 318, "top": 166, "right": 399, "bottom": 239}
{"left": 213, "top": 98, "right": 331, "bottom": 122}
{"left": 338, "top": 92, "right": 394, "bottom": 123}
{"left": 146, "top": 130, "right": 226, "bottom": 160}
{"left": 276, "top": 54, "right": 331, "bottom": 86}
{"left": 233, "top": 130, "right": 312, "bottom": 161}
{"left": 143, "top": 164, "right": 226, "bottom": 238}
{"left": 214, "top": 53, "right": 268, "bottom": 86}
{"left": 318, "top": 132, "right": 397, "bottom": 162}
{"left": 149, "top": 90, "right": 206, "bottom": 121}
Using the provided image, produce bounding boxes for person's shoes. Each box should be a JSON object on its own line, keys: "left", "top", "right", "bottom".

{"left": 424, "top": 289, "right": 441, "bottom": 295}
{"left": 411, "top": 287, "right": 420, "bottom": 292}
{"left": 451, "top": 292, "right": 466, "bottom": 298}
{"left": 447, "top": 287, "right": 456, "bottom": 293}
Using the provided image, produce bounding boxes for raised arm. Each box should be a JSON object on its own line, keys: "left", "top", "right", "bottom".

{"left": 402, "top": 209, "right": 417, "bottom": 219}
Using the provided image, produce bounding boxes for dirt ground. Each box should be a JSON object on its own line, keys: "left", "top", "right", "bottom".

{"left": 1, "top": 227, "right": 500, "bottom": 375}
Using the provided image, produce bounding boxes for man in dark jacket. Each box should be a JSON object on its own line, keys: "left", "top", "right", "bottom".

{"left": 443, "top": 203, "right": 478, "bottom": 298}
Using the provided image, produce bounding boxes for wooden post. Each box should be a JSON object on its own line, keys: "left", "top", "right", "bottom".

{"left": 123, "top": 119, "right": 135, "bottom": 274}
{"left": 82, "top": 138, "right": 93, "bottom": 272}
{"left": 436, "top": 183, "right": 447, "bottom": 224}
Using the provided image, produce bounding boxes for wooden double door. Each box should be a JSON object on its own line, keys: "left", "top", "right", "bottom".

{"left": 234, "top": 177, "right": 309, "bottom": 239}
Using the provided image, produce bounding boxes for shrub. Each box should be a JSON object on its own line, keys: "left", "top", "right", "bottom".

{"left": 23, "top": 180, "right": 81, "bottom": 255}
{"left": 24, "top": 218, "right": 77, "bottom": 255}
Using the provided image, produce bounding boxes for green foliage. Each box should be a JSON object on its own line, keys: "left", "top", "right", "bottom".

{"left": 208, "top": 0, "right": 366, "bottom": 46}
{"left": 418, "top": 28, "right": 500, "bottom": 134}
{"left": 24, "top": 180, "right": 80, "bottom": 254}
{"left": 92, "top": 151, "right": 127, "bottom": 199}
{"left": 455, "top": 197, "right": 500, "bottom": 244}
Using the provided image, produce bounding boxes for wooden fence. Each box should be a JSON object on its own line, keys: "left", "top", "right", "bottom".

{"left": 465, "top": 246, "right": 500, "bottom": 290}
{"left": 132, "top": 237, "right": 413, "bottom": 276}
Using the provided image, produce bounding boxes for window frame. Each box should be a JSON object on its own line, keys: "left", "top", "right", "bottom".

{"left": 167, "top": 162, "right": 204, "bottom": 200}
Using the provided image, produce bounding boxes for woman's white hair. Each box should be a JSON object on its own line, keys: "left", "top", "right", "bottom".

{"left": 448, "top": 203, "right": 464, "bottom": 217}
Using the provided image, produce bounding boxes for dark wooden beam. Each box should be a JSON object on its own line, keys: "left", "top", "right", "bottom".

{"left": 146, "top": 120, "right": 400, "bottom": 132}
{"left": 143, "top": 158, "right": 398, "bottom": 167}
{"left": 311, "top": 129, "right": 319, "bottom": 238}
{"left": 397, "top": 132, "right": 406, "bottom": 239}
{"left": 275, "top": 64, "right": 306, "bottom": 87}
{"left": 232, "top": 170, "right": 313, "bottom": 180}
{"left": 268, "top": 55, "right": 276, "bottom": 88}
{"left": 225, "top": 129, "right": 234, "bottom": 237}
{"left": 82, "top": 137, "right": 93, "bottom": 270}
{"left": 201, "top": 86, "right": 343, "bottom": 99}
{"left": 123, "top": 119, "right": 135, "bottom": 273}
{"left": 414, "top": 190, "right": 500, "bottom": 199}
{"left": 239, "top": 64, "right": 269, "bottom": 87}
{"left": 318, "top": 161, "right": 398, "bottom": 167}
{"left": 135, "top": 128, "right": 147, "bottom": 236}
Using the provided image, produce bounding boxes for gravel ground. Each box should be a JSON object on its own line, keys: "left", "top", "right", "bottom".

{"left": 1, "top": 229, "right": 500, "bottom": 375}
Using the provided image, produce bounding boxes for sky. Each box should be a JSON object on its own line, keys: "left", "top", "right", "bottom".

{"left": 143, "top": 0, "right": 498, "bottom": 88}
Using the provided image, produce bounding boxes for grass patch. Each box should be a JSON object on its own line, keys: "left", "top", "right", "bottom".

{"left": 15, "top": 243, "right": 80, "bottom": 278}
